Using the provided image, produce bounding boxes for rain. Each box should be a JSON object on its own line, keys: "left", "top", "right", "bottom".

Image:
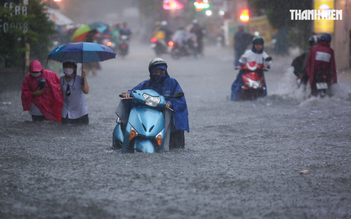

{"left": 1, "top": 0, "right": 351, "bottom": 218}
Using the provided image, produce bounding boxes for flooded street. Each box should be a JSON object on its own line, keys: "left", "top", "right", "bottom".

{"left": 1, "top": 43, "right": 351, "bottom": 218}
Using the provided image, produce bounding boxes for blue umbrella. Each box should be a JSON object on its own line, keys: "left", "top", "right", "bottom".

{"left": 48, "top": 42, "right": 116, "bottom": 63}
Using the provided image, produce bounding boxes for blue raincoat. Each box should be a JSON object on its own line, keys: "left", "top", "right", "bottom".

{"left": 126, "top": 70, "right": 189, "bottom": 132}
{"left": 231, "top": 43, "right": 270, "bottom": 101}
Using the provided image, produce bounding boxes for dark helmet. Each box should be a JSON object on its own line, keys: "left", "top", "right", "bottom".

{"left": 63, "top": 60, "right": 77, "bottom": 68}
{"left": 252, "top": 36, "right": 264, "bottom": 45}
{"left": 309, "top": 35, "right": 319, "bottom": 47}
{"left": 148, "top": 58, "right": 167, "bottom": 74}
{"left": 320, "top": 33, "right": 331, "bottom": 42}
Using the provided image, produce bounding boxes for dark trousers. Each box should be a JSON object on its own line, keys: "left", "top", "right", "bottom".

{"left": 31, "top": 115, "right": 48, "bottom": 122}
{"left": 169, "top": 130, "right": 185, "bottom": 149}
{"left": 62, "top": 114, "right": 89, "bottom": 125}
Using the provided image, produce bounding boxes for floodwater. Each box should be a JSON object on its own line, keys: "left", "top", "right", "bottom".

{"left": 1, "top": 43, "right": 351, "bottom": 218}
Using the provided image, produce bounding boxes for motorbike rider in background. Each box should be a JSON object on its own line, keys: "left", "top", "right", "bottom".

{"left": 233, "top": 24, "right": 254, "bottom": 65}
{"left": 118, "top": 22, "right": 132, "bottom": 40}
{"left": 160, "top": 20, "right": 173, "bottom": 44}
{"left": 303, "top": 33, "right": 337, "bottom": 96}
{"left": 111, "top": 22, "right": 120, "bottom": 51}
{"left": 291, "top": 35, "right": 319, "bottom": 88}
{"left": 231, "top": 36, "right": 271, "bottom": 101}
{"left": 152, "top": 21, "right": 168, "bottom": 49}
{"left": 117, "top": 58, "right": 189, "bottom": 150}
{"left": 190, "top": 19, "right": 205, "bottom": 55}
{"left": 172, "top": 26, "right": 197, "bottom": 54}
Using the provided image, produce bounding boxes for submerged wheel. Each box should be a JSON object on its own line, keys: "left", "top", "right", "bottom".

{"left": 320, "top": 90, "right": 326, "bottom": 98}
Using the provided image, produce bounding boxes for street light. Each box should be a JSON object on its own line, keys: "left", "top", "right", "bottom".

{"left": 205, "top": 10, "right": 212, "bottom": 16}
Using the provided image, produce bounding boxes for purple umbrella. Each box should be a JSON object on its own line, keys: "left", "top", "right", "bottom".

{"left": 48, "top": 42, "right": 116, "bottom": 63}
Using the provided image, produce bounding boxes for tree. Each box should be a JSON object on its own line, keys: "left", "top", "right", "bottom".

{"left": 27, "top": 0, "right": 57, "bottom": 63}
{"left": 248, "top": 0, "right": 313, "bottom": 55}
{"left": 0, "top": 0, "right": 56, "bottom": 67}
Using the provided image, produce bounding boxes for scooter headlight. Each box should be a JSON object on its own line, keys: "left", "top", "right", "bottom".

{"left": 246, "top": 78, "right": 262, "bottom": 89}
{"left": 142, "top": 94, "right": 161, "bottom": 107}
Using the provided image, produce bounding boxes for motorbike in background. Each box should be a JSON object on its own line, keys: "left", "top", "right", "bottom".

{"left": 118, "top": 35, "right": 129, "bottom": 57}
{"left": 150, "top": 37, "right": 173, "bottom": 56}
{"left": 239, "top": 57, "right": 272, "bottom": 100}
{"left": 170, "top": 40, "right": 198, "bottom": 60}
{"left": 100, "top": 35, "right": 116, "bottom": 52}
{"left": 311, "top": 72, "right": 329, "bottom": 98}
{"left": 112, "top": 89, "right": 184, "bottom": 153}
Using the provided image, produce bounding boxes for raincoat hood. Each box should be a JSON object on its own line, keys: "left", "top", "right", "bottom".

{"left": 149, "top": 64, "right": 168, "bottom": 75}
{"left": 29, "top": 60, "right": 43, "bottom": 73}
{"left": 318, "top": 41, "right": 330, "bottom": 47}
{"left": 149, "top": 64, "right": 169, "bottom": 84}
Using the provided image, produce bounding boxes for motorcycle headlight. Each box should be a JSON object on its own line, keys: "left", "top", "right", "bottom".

{"left": 142, "top": 94, "right": 160, "bottom": 107}
{"left": 246, "top": 78, "right": 262, "bottom": 89}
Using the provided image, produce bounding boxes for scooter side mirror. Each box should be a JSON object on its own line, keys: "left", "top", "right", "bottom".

{"left": 265, "top": 57, "right": 272, "bottom": 61}
{"left": 168, "top": 91, "right": 184, "bottom": 99}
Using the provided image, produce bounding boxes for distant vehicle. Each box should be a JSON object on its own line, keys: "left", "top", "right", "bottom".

{"left": 170, "top": 40, "right": 198, "bottom": 60}
{"left": 150, "top": 37, "right": 173, "bottom": 56}
{"left": 311, "top": 72, "right": 329, "bottom": 98}
{"left": 119, "top": 35, "right": 129, "bottom": 57}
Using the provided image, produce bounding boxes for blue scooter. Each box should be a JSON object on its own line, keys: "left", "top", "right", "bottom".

{"left": 112, "top": 89, "right": 184, "bottom": 153}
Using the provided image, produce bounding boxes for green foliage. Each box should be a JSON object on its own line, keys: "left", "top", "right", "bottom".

{"left": 27, "top": 0, "right": 57, "bottom": 63}
{"left": 0, "top": 6, "right": 27, "bottom": 67}
{"left": 0, "top": 0, "right": 56, "bottom": 67}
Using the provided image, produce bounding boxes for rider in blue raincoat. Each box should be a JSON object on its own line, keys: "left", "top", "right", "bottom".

{"left": 231, "top": 36, "right": 270, "bottom": 101}
{"left": 118, "top": 58, "right": 189, "bottom": 150}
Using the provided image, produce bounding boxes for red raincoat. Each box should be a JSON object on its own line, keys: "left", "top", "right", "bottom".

{"left": 21, "top": 60, "right": 63, "bottom": 121}
{"left": 304, "top": 41, "right": 337, "bottom": 87}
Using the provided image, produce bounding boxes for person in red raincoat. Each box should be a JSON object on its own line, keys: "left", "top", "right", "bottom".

{"left": 21, "top": 60, "right": 63, "bottom": 121}
{"left": 303, "top": 33, "right": 337, "bottom": 94}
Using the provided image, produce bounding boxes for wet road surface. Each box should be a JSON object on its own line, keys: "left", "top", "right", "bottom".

{"left": 1, "top": 43, "right": 351, "bottom": 218}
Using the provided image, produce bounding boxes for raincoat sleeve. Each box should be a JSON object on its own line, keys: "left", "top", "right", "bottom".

{"left": 44, "top": 71, "right": 64, "bottom": 121}
{"left": 167, "top": 78, "right": 189, "bottom": 132}
{"left": 126, "top": 80, "right": 149, "bottom": 95}
{"left": 237, "top": 51, "right": 249, "bottom": 66}
{"left": 21, "top": 74, "right": 33, "bottom": 111}
{"left": 263, "top": 52, "right": 271, "bottom": 68}
{"left": 303, "top": 47, "right": 316, "bottom": 87}
{"left": 330, "top": 50, "right": 337, "bottom": 84}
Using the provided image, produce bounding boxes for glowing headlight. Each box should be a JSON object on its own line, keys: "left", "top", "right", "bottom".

{"left": 142, "top": 94, "right": 161, "bottom": 107}
{"left": 246, "top": 78, "right": 262, "bottom": 89}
